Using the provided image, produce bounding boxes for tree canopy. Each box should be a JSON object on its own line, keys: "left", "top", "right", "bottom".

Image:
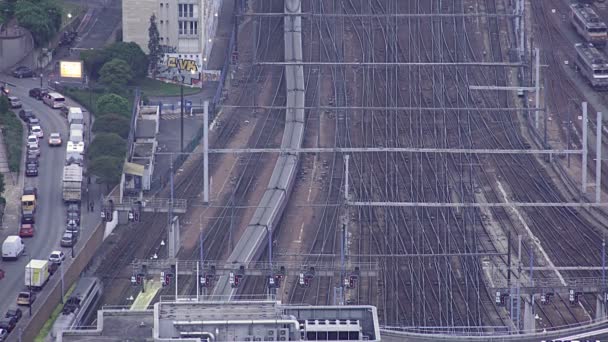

{"left": 148, "top": 14, "right": 161, "bottom": 76}
{"left": 92, "top": 114, "right": 130, "bottom": 139}
{"left": 14, "top": 0, "right": 62, "bottom": 47}
{"left": 81, "top": 42, "right": 148, "bottom": 80}
{"left": 87, "top": 133, "right": 127, "bottom": 160}
{"left": 99, "top": 58, "right": 133, "bottom": 93}
{"left": 89, "top": 156, "right": 123, "bottom": 186}
{"left": 96, "top": 93, "right": 130, "bottom": 117}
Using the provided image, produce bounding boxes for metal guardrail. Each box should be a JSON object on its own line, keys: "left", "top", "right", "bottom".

{"left": 104, "top": 196, "right": 187, "bottom": 212}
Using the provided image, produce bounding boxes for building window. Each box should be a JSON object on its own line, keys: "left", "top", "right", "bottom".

{"left": 160, "top": 3, "right": 163, "bottom": 7}
{"left": 178, "top": 20, "right": 198, "bottom": 35}
{"left": 189, "top": 20, "right": 198, "bottom": 34}
{"left": 178, "top": 21, "right": 184, "bottom": 35}
{"left": 160, "top": 37, "right": 164, "bottom": 41}
{"left": 160, "top": 20, "right": 164, "bottom": 24}
{"left": 178, "top": 4, "right": 194, "bottom": 18}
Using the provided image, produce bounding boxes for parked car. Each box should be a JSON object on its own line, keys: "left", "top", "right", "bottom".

{"left": 0, "top": 317, "right": 15, "bottom": 333}
{"left": 27, "top": 145, "right": 40, "bottom": 157}
{"left": 18, "top": 109, "right": 35, "bottom": 121}
{"left": 60, "top": 106, "right": 69, "bottom": 117}
{"left": 7, "top": 96, "right": 21, "bottom": 109}
{"left": 0, "top": 328, "right": 7, "bottom": 341}
{"left": 28, "top": 87, "right": 48, "bottom": 100}
{"left": 16, "top": 292, "right": 35, "bottom": 306}
{"left": 27, "top": 117, "right": 40, "bottom": 128}
{"left": 48, "top": 262, "right": 58, "bottom": 276}
{"left": 18, "top": 223, "right": 34, "bottom": 237}
{"left": 60, "top": 231, "right": 77, "bottom": 247}
{"left": 12, "top": 66, "right": 33, "bottom": 78}
{"left": 26, "top": 134, "right": 39, "bottom": 148}
{"left": 67, "top": 203, "right": 80, "bottom": 215}
{"left": 48, "top": 132, "right": 62, "bottom": 146}
{"left": 66, "top": 211, "right": 80, "bottom": 225}
{"left": 25, "top": 163, "right": 38, "bottom": 177}
{"left": 30, "top": 125, "right": 43, "bottom": 138}
{"left": 66, "top": 222, "right": 80, "bottom": 237}
{"left": 49, "top": 250, "right": 65, "bottom": 264}
{"left": 25, "top": 155, "right": 38, "bottom": 167}
{"left": 21, "top": 211, "right": 34, "bottom": 224}
{"left": 5, "top": 308, "right": 22, "bottom": 323}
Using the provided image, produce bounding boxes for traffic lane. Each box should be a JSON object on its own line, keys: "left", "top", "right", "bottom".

{"left": 0, "top": 77, "right": 68, "bottom": 320}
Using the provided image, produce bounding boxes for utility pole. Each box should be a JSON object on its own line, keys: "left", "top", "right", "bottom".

{"left": 180, "top": 76, "right": 185, "bottom": 153}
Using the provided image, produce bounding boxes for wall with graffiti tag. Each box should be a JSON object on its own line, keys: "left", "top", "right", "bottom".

{"left": 156, "top": 53, "right": 203, "bottom": 87}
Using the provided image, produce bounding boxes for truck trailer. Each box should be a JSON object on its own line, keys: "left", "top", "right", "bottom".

{"left": 62, "top": 164, "right": 83, "bottom": 202}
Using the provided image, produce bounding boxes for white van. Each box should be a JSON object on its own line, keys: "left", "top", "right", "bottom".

{"left": 2, "top": 235, "right": 25, "bottom": 260}
{"left": 67, "top": 107, "right": 83, "bottom": 124}
{"left": 43, "top": 92, "right": 66, "bottom": 109}
{"left": 69, "top": 129, "right": 83, "bottom": 143}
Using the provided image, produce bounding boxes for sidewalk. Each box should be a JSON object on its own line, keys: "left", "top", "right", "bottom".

{"left": 0, "top": 129, "right": 24, "bottom": 233}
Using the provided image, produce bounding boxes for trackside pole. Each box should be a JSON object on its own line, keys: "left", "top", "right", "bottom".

{"left": 203, "top": 101, "right": 209, "bottom": 203}
{"left": 344, "top": 155, "right": 350, "bottom": 202}
{"left": 597, "top": 112, "right": 603, "bottom": 203}
{"left": 582, "top": 102, "right": 588, "bottom": 195}
{"left": 535, "top": 48, "right": 540, "bottom": 130}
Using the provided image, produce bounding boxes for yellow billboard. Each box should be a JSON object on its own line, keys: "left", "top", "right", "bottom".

{"left": 60, "top": 61, "right": 83, "bottom": 79}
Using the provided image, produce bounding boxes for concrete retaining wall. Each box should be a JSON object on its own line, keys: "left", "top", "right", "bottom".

{"left": 0, "top": 26, "right": 34, "bottom": 72}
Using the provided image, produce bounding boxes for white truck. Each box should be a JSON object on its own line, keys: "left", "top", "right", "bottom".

{"left": 25, "top": 259, "right": 50, "bottom": 290}
{"left": 67, "top": 107, "right": 84, "bottom": 125}
{"left": 69, "top": 128, "right": 83, "bottom": 143}
{"left": 62, "top": 164, "right": 83, "bottom": 202}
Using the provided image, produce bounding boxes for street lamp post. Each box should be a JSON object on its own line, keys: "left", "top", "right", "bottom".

{"left": 39, "top": 74, "right": 43, "bottom": 88}
{"left": 180, "top": 76, "right": 184, "bottom": 153}
{"left": 28, "top": 258, "right": 32, "bottom": 317}
{"left": 71, "top": 233, "right": 75, "bottom": 258}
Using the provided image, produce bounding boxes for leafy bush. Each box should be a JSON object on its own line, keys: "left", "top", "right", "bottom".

{"left": 100, "top": 58, "right": 134, "bottom": 93}
{"left": 96, "top": 93, "right": 130, "bottom": 117}
{"left": 81, "top": 42, "right": 148, "bottom": 80}
{"left": 14, "top": 0, "right": 62, "bottom": 47}
{"left": 92, "top": 114, "right": 130, "bottom": 138}
{"left": 87, "top": 133, "right": 126, "bottom": 160}
{"left": 0, "top": 107, "right": 23, "bottom": 172}
{"left": 89, "top": 156, "right": 123, "bottom": 186}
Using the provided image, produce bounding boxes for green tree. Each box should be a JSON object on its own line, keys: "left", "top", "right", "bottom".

{"left": 99, "top": 58, "right": 133, "bottom": 93}
{"left": 92, "top": 114, "right": 130, "bottom": 138}
{"left": 148, "top": 14, "right": 161, "bottom": 77}
{"left": 81, "top": 42, "right": 148, "bottom": 80}
{"left": 89, "top": 156, "right": 123, "bottom": 186}
{"left": 87, "top": 133, "right": 127, "bottom": 160}
{"left": 0, "top": 173, "right": 5, "bottom": 205}
{"left": 14, "top": 0, "right": 62, "bottom": 46}
{"left": 96, "top": 93, "right": 130, "bottom": 117}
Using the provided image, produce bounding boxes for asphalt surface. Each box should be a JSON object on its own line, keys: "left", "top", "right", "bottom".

{"left": 0, "top": 76, "right": 100, "bottom": 337}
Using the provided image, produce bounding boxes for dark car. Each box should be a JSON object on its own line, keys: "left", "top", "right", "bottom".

{"left": 18, "top": 109, "right": 35, "bottom": 122}
{"left": 25, "top": 163, "right": 38, "bottom": 177}
{"left": 67, "top": 203, "right": 80, "bottom": 215}
{"left": 12, "top": 66, "right": 33, "bottom": 78}
{"left": 60, "top": 106, "right": 69, "bottom": 117}
{"left": 66, "top": 221, "right": 80, "bottom": 237}
{"left": 28, "top": 87, "right": 48, "bottom": 100}
{"left": 5, "top": 308, "right": 22, "bottom": 323}
{"left": 26, "top": 155, "right": 38, "bottom": 167}
{"left": 23, "top": 187, "right": 37, "bottom": 197}
{"left": 0, "top": 328, "right": 7, "bottom": 341}
{"left": 0, "top": 317, "right": 15, "bottom": 333}
{"left": 21, "top": 212, "right": 34, "bottom": 224}
{"left": 66, "top": 211, "right": 80, "bottom": 225}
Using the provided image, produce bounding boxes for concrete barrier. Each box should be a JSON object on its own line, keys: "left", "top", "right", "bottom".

{"left": 0, "top": 26, "right": 34, "bottom": 72}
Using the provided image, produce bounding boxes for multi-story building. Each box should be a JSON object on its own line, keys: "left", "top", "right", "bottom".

{"left": 122, "top": 0, "right": 222, "bottom": 86}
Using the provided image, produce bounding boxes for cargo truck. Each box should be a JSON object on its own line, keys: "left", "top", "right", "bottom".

{"left": 62, "top": 164, "right": 83, "bottom": 202}
{"left": 25, "top": 259, "right": 50, "bottom": 290}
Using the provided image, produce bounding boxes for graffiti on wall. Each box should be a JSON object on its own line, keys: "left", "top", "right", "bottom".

{"left": 156, "top": 53, "right": 202, "bottom": 87}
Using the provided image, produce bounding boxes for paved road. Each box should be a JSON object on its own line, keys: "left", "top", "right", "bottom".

{"left": 0, "top": 76, "right": 100, "bottom": 338}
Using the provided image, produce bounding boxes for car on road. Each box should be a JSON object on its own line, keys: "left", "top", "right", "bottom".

{"left": 28, "top": 87, "right": 48, "bottom": 100}
{"left": 12, "top": 66, "right": 33, "bottom": 78}
{"left": 27, "top": 145, "right": 40, "bottom": 157}
{"left": 23, "top": 186, "right": 37, "bottom": 197}
{"left": 30, "top": 125, "right": 43, "bottom": 138}
{"left": 67, "top": 203, "right": 80, "bottom": 215}
{"left": 48, "top": 132, "right": 62, "bottom": 146}
{"left": 0, "top": 317, "right": 16, "bottom": 333}
{"left": 18, "top": 109, "right": 35, "bottom": 122}
{"left": 21, "top": 211, "right": 34, "bottom": 224}
{"left": 0, "top": 328, "right": 7, "bottom": 341}
{"left": 49, "top": 251, "right": 65, "bottom": 264}
{"left": 60, "top": 231, "right": 78, "bottom": 247}
{"left": 7, "top": 96, "right": 21, "bottom": 109}
{"left": 16, "top": 292, "right": 35, "bottom": 306}
{"left": 18, "top": 223, "right": 34, "bottom": 237}
{"left": 5, "top": 308, "right": 22, "bottom": 323}
{"left": 0, "top": 269, "right": 4, "bottom": 280}
{"left": 25, "top": 163, "right": 38, "bottom": 177}
{"left": 27, "top": 117, "right": 40, "bottom": 128}
{"left": 66, "top": 211, "right": 80, "bottom": 225}
{"left": 26, "top": 134, "right": 39, "bottom": 148}
{"left": 66, "top": 222, "right": 80, "bottom": 237}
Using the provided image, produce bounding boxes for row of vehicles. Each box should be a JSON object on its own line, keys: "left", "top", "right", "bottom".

{"left": 571, "top": 4, "right": 608, "bottom": 89}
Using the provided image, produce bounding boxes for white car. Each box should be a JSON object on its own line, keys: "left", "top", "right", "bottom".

{"left": 66, "top": 141, "right": 84, "bottom": 154}
{"left": 48, "top": 133, "right": 62, "bottom": 146}
{"left": 27, "top": 134, "right": 38, "bottom": 147}
{"left": 48, "top": 250, "right": 65, "bottom": 264}
{"left": 30, "top": 125, "right": 43, "bottom": 138}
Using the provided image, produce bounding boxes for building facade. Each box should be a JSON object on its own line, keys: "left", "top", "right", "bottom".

{"left": 122, "top": 0, "right": 222, "bottom": 86}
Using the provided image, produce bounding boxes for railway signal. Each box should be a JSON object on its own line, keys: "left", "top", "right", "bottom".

{"left": 495, "top": 291, "right": 509, "bottom": 306}
{"left": 569, "top": 289, "right": 582, "bottom": 305}
{"left": 128, "top": 211, "right": 134, "bottom": 222}
{"left": 541, "top": 292, "right": 553, "bottom": 305}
